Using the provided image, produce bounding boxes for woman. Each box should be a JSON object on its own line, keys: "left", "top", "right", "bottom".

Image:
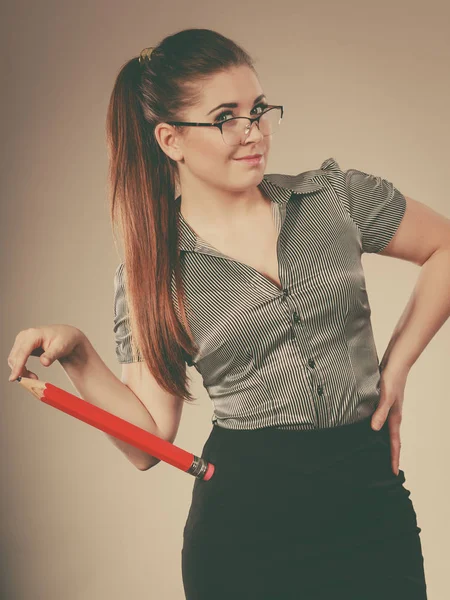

{"left": 108, "top": 27, "right": 445, "bottom": 600}
{"left": 10, "top": 27, "right": 448, "bottom": 600}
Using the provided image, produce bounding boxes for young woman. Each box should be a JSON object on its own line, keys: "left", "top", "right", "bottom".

{"left": 9, "top": 27, "right": 449, "bottom": 600}
{"left": 107, "top": 28, "right": 445, "bottom": 600}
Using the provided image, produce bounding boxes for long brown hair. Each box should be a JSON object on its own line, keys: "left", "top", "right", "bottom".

{"left": 106, "top": 29, "right": 256, "bottom": 402}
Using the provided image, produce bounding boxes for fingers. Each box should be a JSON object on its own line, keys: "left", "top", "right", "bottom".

{"left": 391, "top": 455, "right": 400, "bottom": 476}
{"left": 8, "top": 325, "right": 79, "bottom": 383}
{"left": 372, "top": 404, "right": 402, "bottom": 475}
{"left": 388, "top": 423, "right": 401, "bottom": 476}
{"left": 390, "top": 433, "right": 401, "bottom": 476}
{"left": 8, "top": 366, "right": 38, "bottom": 382}
{"left": 8, "top": 328, "right": 44, "bottom": 382}
{"left": 371, "top": 407, "right": 390, "bottom": 430}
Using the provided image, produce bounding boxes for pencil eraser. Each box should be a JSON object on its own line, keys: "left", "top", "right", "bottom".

{"left": 203, "top": 462, "right": 215, "bottom": 481}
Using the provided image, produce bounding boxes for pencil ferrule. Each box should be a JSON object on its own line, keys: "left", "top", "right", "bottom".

{"left": 187, "top": 455, "right": 208, "bottom": 479}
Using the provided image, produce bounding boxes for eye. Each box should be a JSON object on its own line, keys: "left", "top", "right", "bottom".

{"left": 214, "top": 102, "right": 270, "bottom": 123}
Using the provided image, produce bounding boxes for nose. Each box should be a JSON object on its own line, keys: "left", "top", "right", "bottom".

{"left": 242, "top": 119, "right": 264, "bottom": 144}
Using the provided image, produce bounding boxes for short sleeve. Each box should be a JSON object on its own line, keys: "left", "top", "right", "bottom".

{"left": 113, "top": 263, "right": 144, "bottom": 364}
{"left": 344, "top": 167, "right": 406, "bottom": 254}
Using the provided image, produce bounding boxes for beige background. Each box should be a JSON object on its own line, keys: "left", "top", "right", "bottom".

{"left": 2, "top": 0, "right": 449, "bottom": 598}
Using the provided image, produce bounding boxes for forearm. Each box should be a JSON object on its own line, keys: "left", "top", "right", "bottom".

{"left": 380, "top": 248, "right": 450, "bottom": 375}
{"left": 58, "top": 333, "right": 161, "bottom": 471}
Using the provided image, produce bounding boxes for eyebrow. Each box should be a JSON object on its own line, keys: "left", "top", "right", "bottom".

{"left": 207, "top": 94, "right": 266, "bottom": 116}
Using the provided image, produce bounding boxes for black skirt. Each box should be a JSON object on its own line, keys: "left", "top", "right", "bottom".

{"left": 181, "top": 414, "right": 427, "bottom": 600}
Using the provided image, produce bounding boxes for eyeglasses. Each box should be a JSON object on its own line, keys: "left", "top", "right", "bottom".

{"left": 166, "top": 105, "right": 284, "bottom": 146}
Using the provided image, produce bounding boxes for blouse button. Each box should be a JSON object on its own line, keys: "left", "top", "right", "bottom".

{"left": 281, "top": 289, "right": 288, "bottom": 300}
{"left": 317, "top": 385, "right": 324, "bottom": 396}
{"left": 308, "top": 358, "right": 315, "bottom": 368}
{"left": 293, "top": 311, "right": 300, "bottom": 323}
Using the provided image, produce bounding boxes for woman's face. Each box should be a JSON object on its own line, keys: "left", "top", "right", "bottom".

{"left": 157, "top": 65, "right": 272, "bottom": 194}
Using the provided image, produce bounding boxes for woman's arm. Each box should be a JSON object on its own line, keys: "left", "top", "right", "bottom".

{"left": 59, "top": 334, "right": 163, "bottom": 471}
{"left": 377, "top": 193, "right": 450, "bottom": 374}
{"left": 380, "top": 247, "right": 450, "bottom": 376}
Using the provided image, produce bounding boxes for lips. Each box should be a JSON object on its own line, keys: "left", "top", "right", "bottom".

{"left": 234, "top": 154, "right": 263, "bottom": 160}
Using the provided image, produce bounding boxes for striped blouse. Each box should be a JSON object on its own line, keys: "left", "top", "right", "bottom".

{"left": 113, "top": 156, "right": 406, "bottom": 430}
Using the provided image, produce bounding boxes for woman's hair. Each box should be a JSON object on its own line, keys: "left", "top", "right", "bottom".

{"left": 106, "top": 28, "right": 257, "bottom": 402}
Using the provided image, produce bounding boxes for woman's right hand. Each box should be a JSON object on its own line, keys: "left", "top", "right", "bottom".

{"left": 7, "top": 325, "right": 86, "bottom": 382}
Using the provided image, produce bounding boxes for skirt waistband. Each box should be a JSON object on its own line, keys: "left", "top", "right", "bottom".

{"left": 201, "top": 413, "right": 390, "bottom": 472}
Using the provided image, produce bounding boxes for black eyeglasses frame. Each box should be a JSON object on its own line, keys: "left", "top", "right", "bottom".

{"left": 165, "top": 105, "right": 284, "bottom": 141}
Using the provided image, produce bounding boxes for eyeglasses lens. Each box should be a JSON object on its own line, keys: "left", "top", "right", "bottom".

{"left": 221, "top": 107, "right": 282, "bottom": 146}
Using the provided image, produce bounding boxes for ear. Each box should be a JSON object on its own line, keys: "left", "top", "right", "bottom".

{"left": 154, "top": 123, "right": 184, "bottom": 162}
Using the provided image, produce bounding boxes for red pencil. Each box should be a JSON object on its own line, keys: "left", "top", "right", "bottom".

{"left": 14, "top": 376, "right": 215, "bottom": 480}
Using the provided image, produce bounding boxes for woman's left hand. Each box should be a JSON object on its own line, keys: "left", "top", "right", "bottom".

{"left": 370, "top": 365, "right": 409, "bottom": 476}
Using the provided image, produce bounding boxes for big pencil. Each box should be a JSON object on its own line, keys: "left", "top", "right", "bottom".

{"left": 14, "top": 376, "right": 215, "bottom": 480}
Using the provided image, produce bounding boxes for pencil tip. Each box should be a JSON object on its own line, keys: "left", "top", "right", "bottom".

{"left": 16, "top": 376, "right": 22, "bottom": 382}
